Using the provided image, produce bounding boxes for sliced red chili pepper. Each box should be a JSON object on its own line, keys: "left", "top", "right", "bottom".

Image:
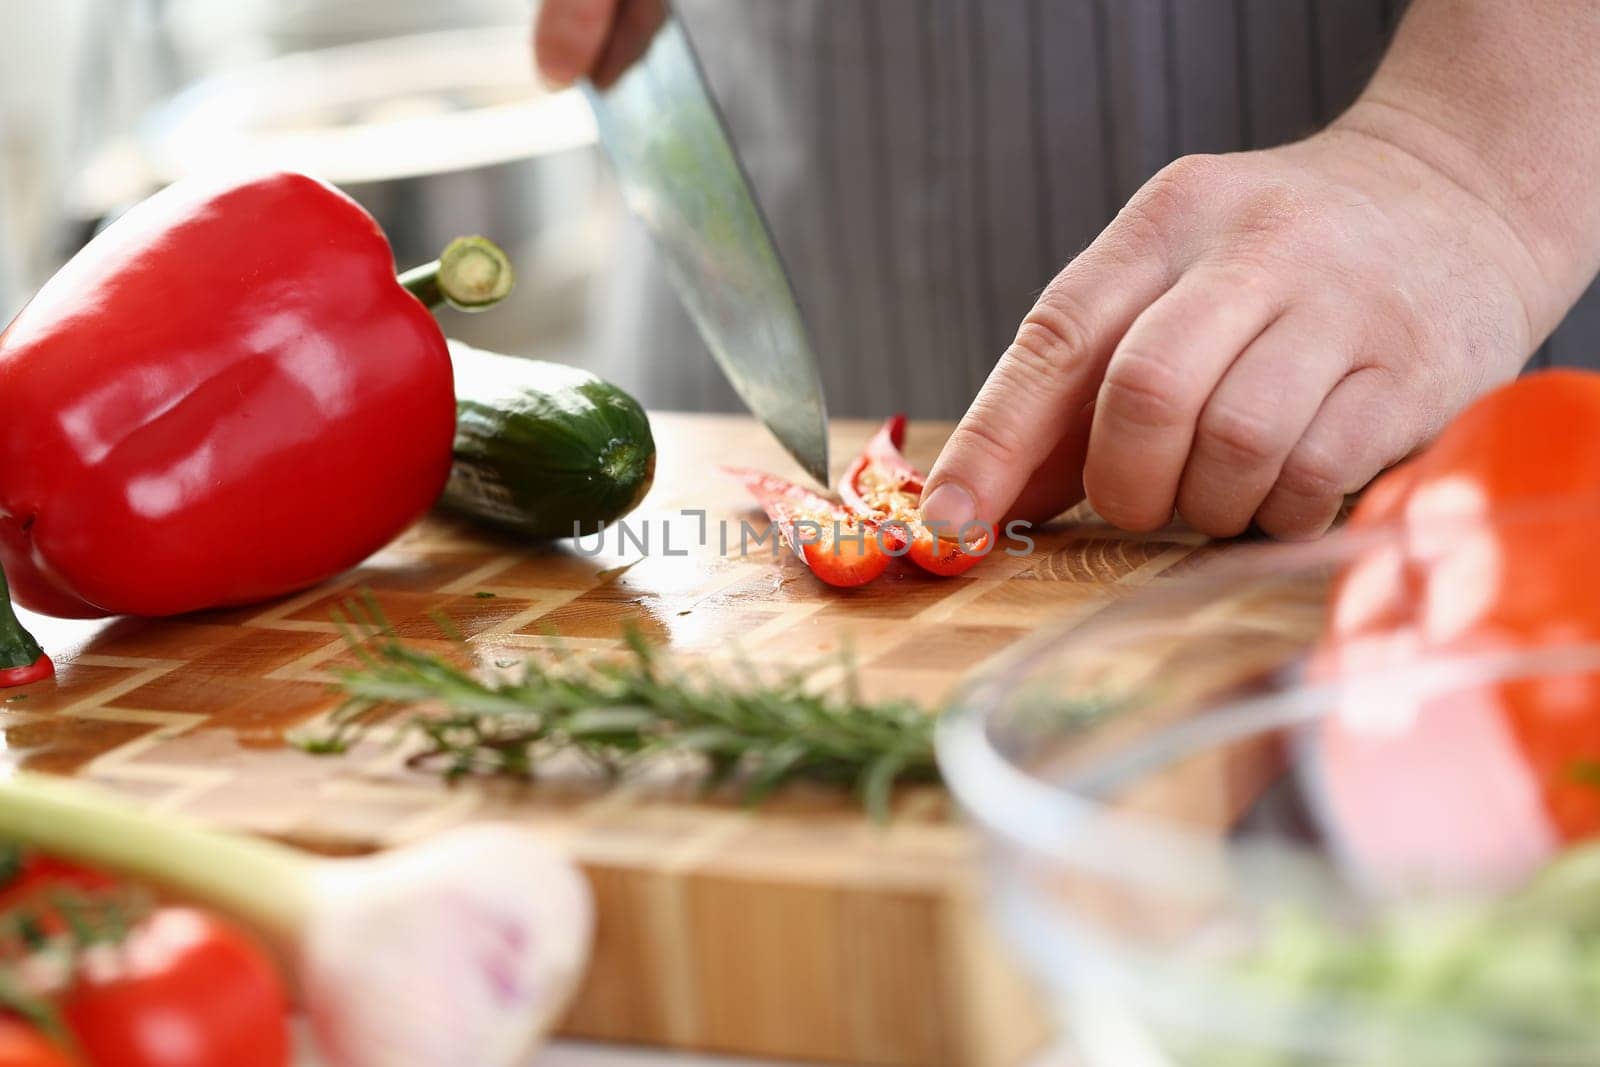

{"left": 725, "top": 468, "right": 889, "bottom": 588}
{"left": 0, "top": 658, "right": 52, "bottom": 689}
{"left": 0, "top": 564, "right": 53, "bottom": 689}
{"left": 841, "top": 415, "right": 990, "bottom": 576}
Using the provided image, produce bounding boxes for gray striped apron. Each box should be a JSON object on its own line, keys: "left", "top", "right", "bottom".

{"left": 586, "top": 0, "right": 1598, "bottom": 419}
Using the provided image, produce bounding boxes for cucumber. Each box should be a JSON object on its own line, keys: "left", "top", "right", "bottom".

{"left": 441, "top": 341, "right": 656, "bottom": 539}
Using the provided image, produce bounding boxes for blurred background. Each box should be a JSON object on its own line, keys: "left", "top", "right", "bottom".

{"left": 0, "top": 0, "right": 618, "bottom": 370}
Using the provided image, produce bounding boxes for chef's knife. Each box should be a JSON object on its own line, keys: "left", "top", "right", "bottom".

{"left": 578, "top": 1, "right": 831, "bottom": 485}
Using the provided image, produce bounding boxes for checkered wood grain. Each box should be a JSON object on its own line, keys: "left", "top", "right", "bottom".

{"left": 6, "top": 415, "right": 1273, "bottom": 1067}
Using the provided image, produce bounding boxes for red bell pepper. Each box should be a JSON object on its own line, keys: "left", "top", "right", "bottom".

{"left": 0, "top": 171, "right": 509, "bottom": 621}
{"left": 725, "top": 468, "right": 889, "bottom": 588}
{"left": 841, "top": 415, "right": 989, "bottom": 576}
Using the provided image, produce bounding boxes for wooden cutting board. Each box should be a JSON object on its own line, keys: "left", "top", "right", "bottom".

{"left": 5, "top": 414, "right": 1269, "bottom": 1067}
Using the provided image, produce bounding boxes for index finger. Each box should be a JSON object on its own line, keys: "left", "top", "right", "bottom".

{"left": 919, "top": 214, "right": 1175, "bottom": 534}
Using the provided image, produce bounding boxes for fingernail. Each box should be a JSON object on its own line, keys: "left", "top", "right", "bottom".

{"left": 920, "top": 482, "right": 976, "bottom": 531}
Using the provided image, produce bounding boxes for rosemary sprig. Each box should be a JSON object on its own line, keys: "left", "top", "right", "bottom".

{"left": 301, "top": 597, "right": 940, "bottom": 819}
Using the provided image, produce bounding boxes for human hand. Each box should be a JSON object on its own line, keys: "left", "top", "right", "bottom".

{"left": 534, "top": 0, "right": 663, "bottom": 90}
{"left": 534, "top": 0, "right": 616, "bottom": 86}
{"left": 921, "top": 108, "right": 1554, "bottom": 541}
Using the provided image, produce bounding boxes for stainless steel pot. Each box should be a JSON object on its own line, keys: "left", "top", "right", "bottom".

{"left": 70, "top": 9, "right": 615, "bottom": 364}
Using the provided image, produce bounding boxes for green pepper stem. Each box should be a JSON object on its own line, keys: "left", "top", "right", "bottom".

{"left": 0, "top": 774, "right": 311, "bottom": 951}
{"left": 0, "top": 563, "right": 47, "bottom": 676}
{"left": 400, "top": 236, "right": 515, "bottom": 313}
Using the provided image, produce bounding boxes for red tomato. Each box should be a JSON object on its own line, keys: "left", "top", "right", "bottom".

{"left": 1316, "top": 369, "right": 1600, "bottom": 888}
{"left": 57, "top": 909, "right": 289, "bottom": 1067}
{"left": 0, "top": 851, "right": 119, "bottom": 940}
{"left": 0, "top": 1018, "right": 73, "bottom": 1067}
{"left": 0, "top": 853, "right": 116, "bottom": 914}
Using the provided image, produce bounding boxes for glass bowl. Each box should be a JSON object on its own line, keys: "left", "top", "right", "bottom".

{"left": 939, "top": 511, "right": 1600, "bottom": 1067}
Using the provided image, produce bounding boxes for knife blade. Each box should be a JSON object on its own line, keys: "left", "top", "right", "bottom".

{"left": 579, "top": 2, "right": 831, "bottom": 486}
